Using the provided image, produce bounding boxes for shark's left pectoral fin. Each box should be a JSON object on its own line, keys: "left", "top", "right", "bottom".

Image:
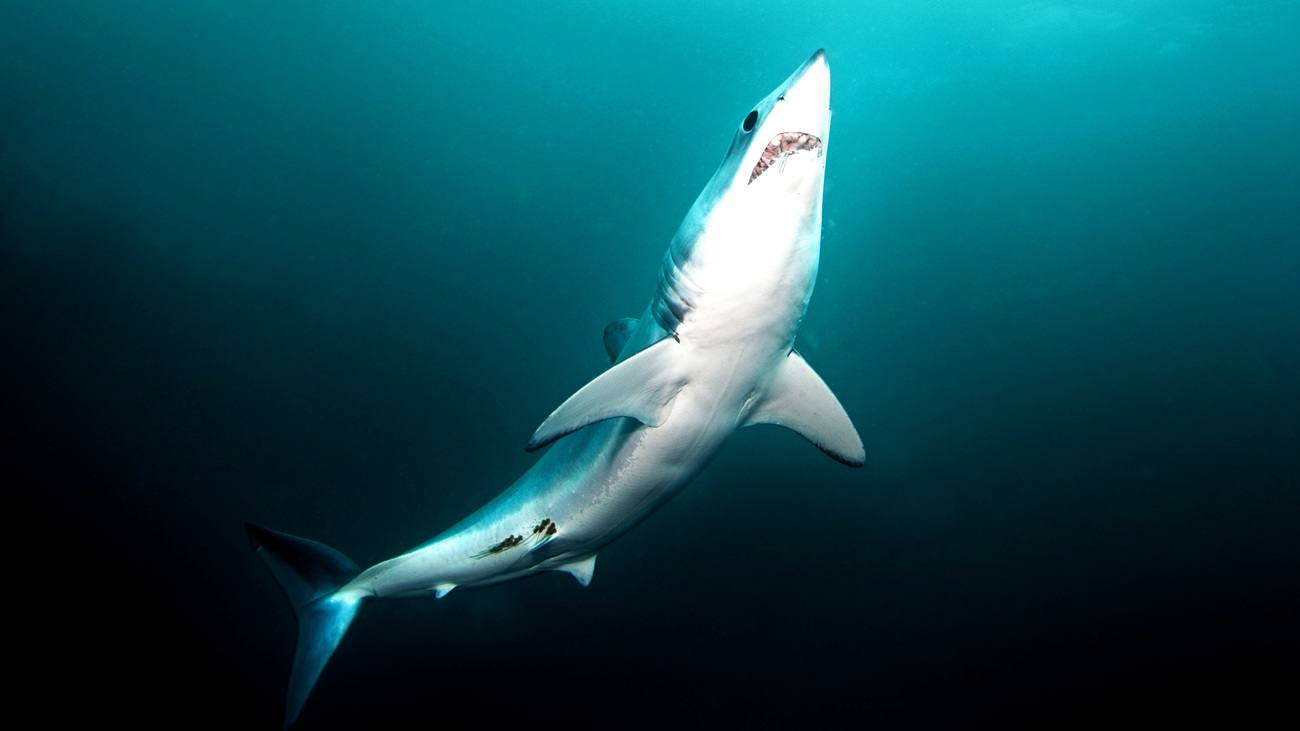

{"left": 554, "top": 554, "right": 597, "bottom": 587}
{"left": 527, "top": 337, "right": 685, "bottom": 451}
{"left": 742, "top": 351, "right": 865, "bottom": 467}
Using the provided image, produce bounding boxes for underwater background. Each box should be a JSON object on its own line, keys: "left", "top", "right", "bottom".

{"left": 3, "top": 1, "right": 1296, "bottom": 727}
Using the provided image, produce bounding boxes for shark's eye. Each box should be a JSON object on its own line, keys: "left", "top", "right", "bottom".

{"left": 742, "top": 110, "right": 758, "bottom": 133}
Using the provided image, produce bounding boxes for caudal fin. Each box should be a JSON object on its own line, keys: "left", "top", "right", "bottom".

{"left": 246, "top": 523, "right": 368, "bottom": 729}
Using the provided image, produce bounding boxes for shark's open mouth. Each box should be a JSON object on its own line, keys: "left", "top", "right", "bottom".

{"left": 749, "top": 132, "right": 823, "bottom": 184}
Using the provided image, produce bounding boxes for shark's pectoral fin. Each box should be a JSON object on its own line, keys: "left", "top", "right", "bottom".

{"left": 742, "top": 351, "right": 865, "bottom": 467}
{"left": 554, "top": 554, "right": 598, "bottom": 586}
{"left": 603, "top": 317, "right": 639, "bottom": 363}
{"left": 527, "top": 337, "right": 685, "bottom": 451}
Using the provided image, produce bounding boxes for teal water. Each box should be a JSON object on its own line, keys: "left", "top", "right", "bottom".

{"left": 3, "top": 1, "right": 1297, "bottom": 727}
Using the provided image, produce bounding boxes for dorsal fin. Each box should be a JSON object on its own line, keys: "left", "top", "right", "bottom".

{"left": 603, "top": 318, "right": 639, "bottom": 363}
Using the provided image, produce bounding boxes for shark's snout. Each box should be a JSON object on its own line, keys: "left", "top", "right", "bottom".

{"left": 779, "top": 49, "right": 830, "bottom": 119}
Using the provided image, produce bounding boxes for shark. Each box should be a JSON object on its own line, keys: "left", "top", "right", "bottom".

{"left": 248, "top": 49, "right": 862, "bottom": 728}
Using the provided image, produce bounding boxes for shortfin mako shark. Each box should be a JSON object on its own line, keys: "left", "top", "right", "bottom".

{"left": 248, "top": 49, "right": 862, "bottom": 728}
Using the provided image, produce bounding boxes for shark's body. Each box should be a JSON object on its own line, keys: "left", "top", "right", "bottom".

{"left": 249, "top": 50, "right": 861, "bottom": 728}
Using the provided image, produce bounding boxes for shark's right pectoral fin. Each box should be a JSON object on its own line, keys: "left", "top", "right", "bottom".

{"left": 742, "top": 351, "right": 866, "bottom": 467}
{"left": 527, "top": 337, "right": 686, "bottom": 451}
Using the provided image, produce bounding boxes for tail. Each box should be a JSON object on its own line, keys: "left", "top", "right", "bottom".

{"left": 246, "top": 523, "right": 368, "bottom": 729}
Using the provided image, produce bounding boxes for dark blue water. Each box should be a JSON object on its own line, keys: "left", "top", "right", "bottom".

{"left": 3, "top": 1, "right": 1296, "bottom": 727}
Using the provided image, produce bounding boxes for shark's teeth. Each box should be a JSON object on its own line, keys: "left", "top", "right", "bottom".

{"left": 749, "top": 131, "right": 823, "bottom": 184}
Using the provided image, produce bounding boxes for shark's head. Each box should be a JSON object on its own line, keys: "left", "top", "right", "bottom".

{"left": 716, "top": 49, "right": 832, "bottom": 196}
{"left": 672, "top": 49, "right": 831, "bottom": 253}
{"left": 655, "top": 50, "right": 832, "bottom": 338}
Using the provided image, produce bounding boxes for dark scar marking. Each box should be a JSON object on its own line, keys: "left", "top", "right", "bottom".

{"left": 474, "top": 519, "right": 557, "bottom": 559}
{"left": 487, "top": 535, "right": 522, "bottom": 554}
